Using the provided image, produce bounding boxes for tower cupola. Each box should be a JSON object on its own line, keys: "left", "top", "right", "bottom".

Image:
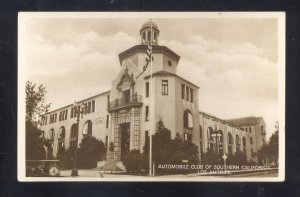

{"left": 140, "top": 20, "right": 160, "bottom": 45}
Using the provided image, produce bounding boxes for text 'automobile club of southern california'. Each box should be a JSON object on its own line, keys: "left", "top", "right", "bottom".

{"left": 40, "top": 20, "right": 267, "bottom": 169}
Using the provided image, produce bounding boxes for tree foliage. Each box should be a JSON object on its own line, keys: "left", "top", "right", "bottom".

{"left": 77, "top": 136, "right": 106, "bottom": 169}
{"left": 26, "top": 120, "right": 46, "bottom": 160}
{"left": 123, "top": 150, "right": 148, "bottom": 173}
{"left": 257, "top": 122, "right": 279, "bottom": 166}
{"left": 138, "top": 120, "right": 200, "bottom": 174}
{"left": 25, "top": 81, "right": 51, "bottom": 161}
{"left": 26, "top": 81, "right": 51, "bottom": 121}
{"left": 56, "top": 146, "right": 75, "bottom": 170}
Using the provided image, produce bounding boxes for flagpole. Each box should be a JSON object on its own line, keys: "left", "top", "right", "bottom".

{"left": 149, "top": 19, "right": 153, "bottom": 176}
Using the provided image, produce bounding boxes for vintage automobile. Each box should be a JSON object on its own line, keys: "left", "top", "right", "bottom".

{"left": 26, "top": 160, "right": 60, "bottom": 177}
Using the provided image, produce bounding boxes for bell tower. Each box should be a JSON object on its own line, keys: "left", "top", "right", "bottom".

{"left": 140, "top": 20, "right": 160, "bottom": 45}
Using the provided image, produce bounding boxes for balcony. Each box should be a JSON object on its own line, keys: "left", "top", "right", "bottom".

{"left": 108, "top": 95, "right": 143, "bottom": 112}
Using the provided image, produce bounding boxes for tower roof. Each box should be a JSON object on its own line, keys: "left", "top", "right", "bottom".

{"left": 225, "top": 117, "right": 262, "bottom": 126}
{"left": 140, "top": 20, "right": 159, "bottom": 31}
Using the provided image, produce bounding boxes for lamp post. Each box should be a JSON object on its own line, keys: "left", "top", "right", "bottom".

{"left": 211, "top": 130, "right": 222, "bottom": 154}
{"left": 71, "top": 101, "right": 86, "bottom": 177}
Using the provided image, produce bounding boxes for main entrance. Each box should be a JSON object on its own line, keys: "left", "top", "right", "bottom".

{"left": 120, "top": 123, "right": 130, "bottom": 161}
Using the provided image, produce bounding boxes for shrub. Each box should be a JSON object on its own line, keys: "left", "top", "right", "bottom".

{"left": 226, "top": 150, "right": 248, "bottom": 165}
{"left": 123, "top": 150, "right": 148, "bottom": 173}
{"left": 56, "top": 146, "right": 75, "bottom": 170}
{"left": 201, "top": 149, "right": 220, "bottom": 165}
{"left": 77, "top": 136, "right": 106, "bottom": 169}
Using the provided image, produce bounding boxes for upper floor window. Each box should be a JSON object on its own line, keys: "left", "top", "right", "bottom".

{"left": 250, "top": 137, "right": 253, "bottom": 144}
{"left": 168, "top": 60, "right": 172, "bottom": 67}
{"left": 186, "top": 86, "right": 190, "bottom": 101}
{"left": 190, "top": 89, "right": 193, "bottom": 103}
{"left": 162, "top": 80, "right": 168, "bottom": 95}
{"left": 64, "top": 110, "right": 68, "bottom": 120}
{"left": 146, "top": 82, "right": 149, "bottom": 97}
{"left": 92, "top": 100, "right": 95, "bottom": 112}
{"left": 249, "top": 127, "right": 252, "bottom": 133}
{"left": 181, "top": 84, "right": 185, "bottom": 99}
{"left": 87, "top": 102, "right": 91, "bottom": 113}
{"left": 106, "top": 115, "right": 109, "bottom": 128}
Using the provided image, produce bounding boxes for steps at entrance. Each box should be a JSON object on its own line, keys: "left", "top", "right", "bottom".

{"left": 96, "top": 160, "right": 126, "bottom": 172}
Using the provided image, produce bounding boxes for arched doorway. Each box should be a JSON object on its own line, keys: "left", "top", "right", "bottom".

{"left": 82, "top": 120, "right": 92, "bottom": 137}
{"left": 227, "top": 133, "right": 233, "bottom": 155}
{"left": 236, "top": 134, "right": 241, "bottom": 152}
{"left": 70, "top": 124, "right": 77, "bottom": 148}
{"left": 207, "top": 127, "right": 214, "bottom": 152}
{"left": 183, "top": 110, "right": 193, "bottom": 142}
{"left": 57, "top": 127, "right": 65, "bottom": 153}
{"left": 47, "top": 129, "right": 55, "bottom": 159}
{"left": 218, "top": 130, "right": 224, "bottom": 155}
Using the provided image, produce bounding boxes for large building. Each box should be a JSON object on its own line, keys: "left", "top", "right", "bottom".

{"left": 39, "top": 21, "right": 266, "bottom": 164}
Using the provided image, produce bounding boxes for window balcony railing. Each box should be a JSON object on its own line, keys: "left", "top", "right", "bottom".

{"left": 108, "top": 95, "right": 143, "bottom": 112}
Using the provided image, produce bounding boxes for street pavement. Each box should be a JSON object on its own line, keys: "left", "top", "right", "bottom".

{"left": 60, "top": 169, "right": 278, "bottom": 178}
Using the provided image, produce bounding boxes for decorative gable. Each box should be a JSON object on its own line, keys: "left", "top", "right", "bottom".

{"left": 117, "top": 67, "right": 135, "bottom": 91}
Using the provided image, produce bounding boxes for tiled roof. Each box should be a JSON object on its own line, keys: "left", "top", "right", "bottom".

{"left": 144, "top": 71, "right": 199, "bottom": 88}
{"left": 225, "top": 116, "right": 261, "bottom": 127}
{"left": 118, "top": 45, "right": 180, "bottom": 64}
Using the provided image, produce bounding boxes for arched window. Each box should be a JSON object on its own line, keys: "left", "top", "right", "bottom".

{"left": 183, "top": 110, "right": 193, "bottom": 129}
{"left": 57, "top": 127, "right": 65, "bottom": 152}
{"left": 70, "top": 124, "right": 77, "bottom": 148}
{"left": 82, "top": 120, "right": 92, "bottom": 136}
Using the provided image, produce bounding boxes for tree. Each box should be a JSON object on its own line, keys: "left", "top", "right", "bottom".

{"left": 152, "top": 120, "right": 171, "bottom": 163}
{"left": 257, "top": 121, "right": 279, "bottom": 166}
{"left": 25, "top": 120, "right": 45, "bottom": 160}
{"left": 26, "top": 81, "right": 51, "bottom": 121}
{"left": 25, "top": 81, "right": 51, "bottom": 160}
{"left": 77, "top": 136, "right": 106, "bottom": 169}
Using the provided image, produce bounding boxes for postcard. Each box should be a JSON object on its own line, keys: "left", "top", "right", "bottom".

{"left": 18, "top": 12, "right": 285, "bottom": 182}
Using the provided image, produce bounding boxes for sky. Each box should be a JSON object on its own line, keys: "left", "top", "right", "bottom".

{"left": 19, "top": 14, "right": 282, "bottom": 140}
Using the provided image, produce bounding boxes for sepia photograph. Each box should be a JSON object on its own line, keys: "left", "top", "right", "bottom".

{"left": 18, "top": 12, "right": 285, "bottom": 182}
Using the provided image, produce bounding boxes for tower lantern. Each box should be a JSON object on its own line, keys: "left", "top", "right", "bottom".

{"left": 140, "top": 20, "right": 160, "bottom": 45}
